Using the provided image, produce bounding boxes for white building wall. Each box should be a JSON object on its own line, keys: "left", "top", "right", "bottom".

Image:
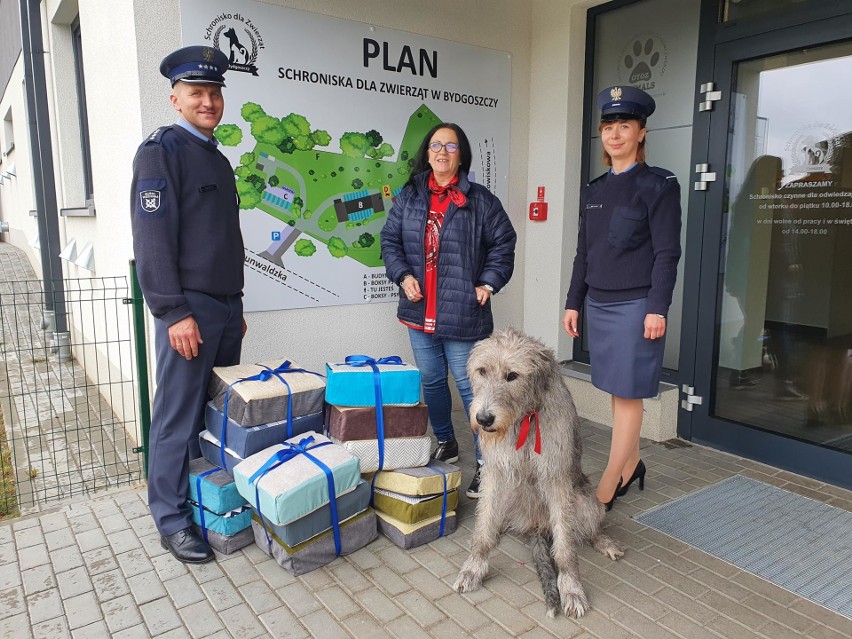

{"left": 0, "top": 58, "right": 40, "bottom": 268}
{"left": 2, "top": 0, "right": 606, "bottom": 413}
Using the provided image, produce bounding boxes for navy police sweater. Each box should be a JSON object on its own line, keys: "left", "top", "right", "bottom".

{"left": 565, "top": 163, "right": 681, "bottom": 316}
{"left": 131, "top": 125, "right": 244, "bottom": 325}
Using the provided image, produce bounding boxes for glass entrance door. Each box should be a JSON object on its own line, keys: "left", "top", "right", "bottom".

{"left": 686, "top": 16, "right": 852, "bottom": 488}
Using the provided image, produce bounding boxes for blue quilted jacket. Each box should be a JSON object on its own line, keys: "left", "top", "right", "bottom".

{"left": 380, "top": 170, "right": 517, "bottom": 341}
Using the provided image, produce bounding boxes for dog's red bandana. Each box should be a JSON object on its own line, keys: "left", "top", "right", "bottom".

{"left": 515, "top": 410, "right": 541, "bottom": 454}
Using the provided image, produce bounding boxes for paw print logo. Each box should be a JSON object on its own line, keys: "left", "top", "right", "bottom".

{"left": 618, "top": 34, "right": 667, "bottom": 89}
{"left": 623, "top": 39, "right": 660, "bottom": 84}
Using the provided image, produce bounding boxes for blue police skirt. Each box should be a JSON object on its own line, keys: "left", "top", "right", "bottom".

{"left": 586, "top": 296, "right": 665, "bottom": 399}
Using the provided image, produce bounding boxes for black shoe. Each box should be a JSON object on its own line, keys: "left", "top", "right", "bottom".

{"left": 616, "top": 460, "right": 646, "bottom": 497}
{"left": 433, "top": 438, "right": 459, "bottom": 463}
{"left": 160, "top": 527, "right": 214, "bottom": 564}
{"left": 602, "top": 478, "right": 623, "bottom": 512}
{"left": 466, "top": 464, "right": 483, "bottom": 499}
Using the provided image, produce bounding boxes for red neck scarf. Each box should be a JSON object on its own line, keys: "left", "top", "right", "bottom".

{"left": 428, "top": 172, "right": 467, "bottom": 208}
{"left": 515, "top": 411, "right": 541, "bottom": 455}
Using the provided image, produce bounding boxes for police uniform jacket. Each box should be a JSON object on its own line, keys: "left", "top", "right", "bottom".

{"left": 380, "top": 170, "right": 517, "bottom": 341}
{"left": 565, "top": 163, "right": 681, "bottom": 316}
{"left": 131, "top": 125, "right": 244, "bottom": 325}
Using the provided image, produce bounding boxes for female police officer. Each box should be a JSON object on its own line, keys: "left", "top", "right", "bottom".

{"left": 562, "top": 86, "right": 681, "bottom": 510}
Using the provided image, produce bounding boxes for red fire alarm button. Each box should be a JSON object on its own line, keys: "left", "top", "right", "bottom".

{"left": 529, "top": 186, "right": 548, "bottom": 221}
{"left": 529, "top": 202, "right": 548, "bottom": 220}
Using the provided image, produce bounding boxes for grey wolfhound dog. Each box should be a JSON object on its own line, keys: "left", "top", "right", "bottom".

{"left": 453, "top": 328, "right": 623, "bottom": 618}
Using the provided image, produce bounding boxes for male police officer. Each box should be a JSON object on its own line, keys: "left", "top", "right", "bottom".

{"left": 131, "top": 46, "right": 245, "bottom": 563}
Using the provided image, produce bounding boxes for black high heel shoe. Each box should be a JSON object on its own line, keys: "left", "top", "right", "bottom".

{"left": 616, "top": 460, "right": 646, "bottom": 497}
{"left": 602, "top": 478, "right": 623, "bottom": 512}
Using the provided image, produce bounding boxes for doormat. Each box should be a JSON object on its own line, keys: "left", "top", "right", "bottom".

{"left": 634, "top": 475, "right": 852, "bottom": 620}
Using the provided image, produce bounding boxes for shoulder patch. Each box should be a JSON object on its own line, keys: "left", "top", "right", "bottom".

{"left": 142, "top": 125, "right": 175, "bottom": 146}
{"left": 587, "top": 172, "right": 607, "bottom": 186}
{"left": 648, "top": 166, "right": 677, "bottom": 181}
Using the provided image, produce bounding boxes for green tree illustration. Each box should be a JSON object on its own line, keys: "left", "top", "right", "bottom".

{"left": 365, "top": 129, "right": 383, "bottom": 147}
{"left": 294, "top": 238, "right": 317, "bottom": 257}
{"left": 351, "top": 178, "right": 364, "bottom": 190}
{"left": 277, "top": 138, "right": 297, "bottom": 154}
{"left": 282, "top": 113, "right": 310, "bottom": 137}
{"left": 214, "top": 124, "right": 242, "bottom": 146}
{"left": 236, "top": 180, "right": 262, "bottom": 209}
{"left": 327, "top": 237, "right": 349, "bottom": 258}
{"left": 241, "top": 102, "right": 267, "bottom": 123}
{"left": 357, "top": 232, "right": 375, "bottom": 248}
{"left": 240, "top": 151, "right": 257, "bottom": 166}
{"left": 339, "top": 132, "right": 371, "bottom": 158}
{"left": 313, "top": 130, "right": 332, "bottom": 147}
{"left": 268, "top": 175, "right": 280, "bottom": 187}
{"left": 251, "top": 115, "right": 286, "bottom": 146}
{"left": 245, "top": 174, "right": 266, "bottom": 192}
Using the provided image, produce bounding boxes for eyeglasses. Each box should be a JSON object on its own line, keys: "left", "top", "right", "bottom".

{"left": 428, "top": 141, "right": 459, "bottom": 153}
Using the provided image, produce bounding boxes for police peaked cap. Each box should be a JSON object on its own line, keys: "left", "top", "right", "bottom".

{"left": 160, "top": 45, "right": 229, "bottom": 87}
{"left": 596, "top": 85, "right": 656, "bottom": 122}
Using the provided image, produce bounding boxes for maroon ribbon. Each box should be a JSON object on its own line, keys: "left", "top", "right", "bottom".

{"left": 515, "top": 410, "right": 541, "bottom": 454}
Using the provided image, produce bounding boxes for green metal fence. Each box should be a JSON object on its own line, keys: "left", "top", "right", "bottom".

{"left": 0, "top": 266, "right": 147, "bottom": 517}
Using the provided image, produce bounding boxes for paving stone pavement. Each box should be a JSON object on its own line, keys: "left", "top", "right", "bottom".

{"left": 2, "top": 416, "right": 851, "bottom": 639}
{"left": 0, "top": 242, "right": 142, "bottom": 514}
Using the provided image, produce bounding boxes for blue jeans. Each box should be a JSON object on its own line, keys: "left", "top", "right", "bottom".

{"left": 407, "top": 328, "right": 481, "bottom": 462}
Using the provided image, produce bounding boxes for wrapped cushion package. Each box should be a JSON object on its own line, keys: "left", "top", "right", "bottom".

{"left": 204, "top": 401, "right": 323, "bottom": 458}
{"left": 188, "top": 502, "right": 252, "bottom": 536}
{"left": 187, "top": 457, "right": 247, "bottom": 514}
{"left": 256, "top": 480, "right": 371, "bottom": 548}
{"left": 326, "top": 404, "right": 428, "bottom": 441}
{"left": 192, "top": 525, "right": 254, "bottom": 555}
{"left": 199, "top": 430, "right": 244, "bottom": 477}
{"left": 233, "top": 432, "right": 360, "bottom": 526}
{"left": 330, "top": 435, "right": 432, "bottom": 473}
{"left": 325, "top": 360, "right": 420, "bottom": 407}
{"left": 252, "top": 509, "right": 378, "bottom": 576}
{"left": 371, "top": 488, "right": 459, "bottom": 524}
{"left": 376, "top": 510, "right": 457, "bottom": 550}
{"left": 209, "top": 359, "right": 326, "bottom": 427}
{"left": 370, "top": 460, "right": 462, "bottom": 495}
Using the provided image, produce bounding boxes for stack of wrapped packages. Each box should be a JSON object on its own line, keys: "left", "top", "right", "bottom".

{"left": 325, "top": 355, "right": 431, "bottom": 472}
{"left": 186, "top": 458, "right": 253, "bottom": 555}
{"left": 201, "top": 359, "right": 326, "bottom": 475}
{"left": 233, "top": 432, "right": 376, "bottom": 575}
{"left": 369, "top": 460, "right": 461, "bottom": 549}
{"left": 186, "top": 359, "right": 326, "bottom": 555}
{"left": 325, "top": 355, "right": 459, "bottom": 548}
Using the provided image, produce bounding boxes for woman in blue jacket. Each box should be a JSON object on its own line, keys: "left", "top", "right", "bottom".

{"left": 381, "top": 123, "right": 517, "bottom": 498}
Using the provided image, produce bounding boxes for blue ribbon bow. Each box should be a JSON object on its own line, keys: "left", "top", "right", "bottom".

{"left": 340, "top": 355, "right": 405, "bottom": 502}
{"left": 219, "top": 360, "right": 324, "bottom": 470}
{"left": 248, "top": 435, "right": 342, "bottom": 556}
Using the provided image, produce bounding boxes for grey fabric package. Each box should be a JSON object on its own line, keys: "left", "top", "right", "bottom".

{"left": 375, "top": 510, "right": 457, "bottom": 549}
{"left": 208, "top": 359, "right": 326, "bottom": 427}
{"left": 192, "top": 524, "right": 254, "bottom": 555}
{"left": 255, "top": 480, "right": 371, "bottom": 547}
{"left": 252, "top": 509, "right": 377, "bottom": 576}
